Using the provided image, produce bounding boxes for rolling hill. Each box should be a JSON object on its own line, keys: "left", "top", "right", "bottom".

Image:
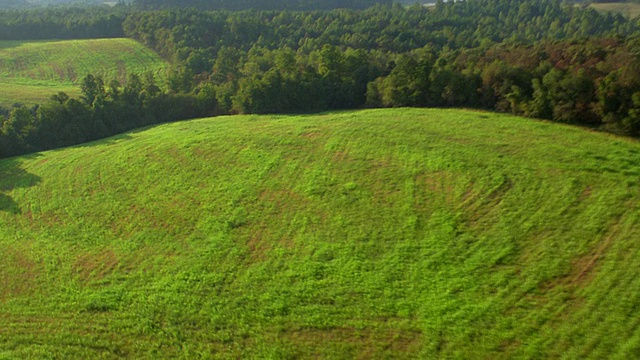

{"left": 589, "top": 1, "right": 640, "bottom": 18}
{"left": 1, "top": 108, "right": 639, "bottom": 358}
{"left": 0, "top": 38, "right": 169, "bottom": 107}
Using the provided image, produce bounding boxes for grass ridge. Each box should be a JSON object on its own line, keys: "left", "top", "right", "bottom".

{"left": 0, "top": 38, "right": 169, "bottom": 106}
{"left": 0, "top": 108, "right": 639, "bottom": 358}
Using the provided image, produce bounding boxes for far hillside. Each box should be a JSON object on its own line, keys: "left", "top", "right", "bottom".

{"left": 0, "top": 0, "right": 27, "bottom": 8}
{"left": 589, "top": 1, "right": 640, "bottom": 18}
{"left": 0, "top": 38, "right": 169, "bottom": 107}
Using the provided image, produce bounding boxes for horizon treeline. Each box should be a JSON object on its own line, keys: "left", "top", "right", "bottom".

{"left": 135, "top": 0, "right": 391, "bottom": 11}
{"left": 2, "top": 0, "right": 640, "bottom": 158}
{"left": 0, "top": 0, "right": 389, "bottom": 11}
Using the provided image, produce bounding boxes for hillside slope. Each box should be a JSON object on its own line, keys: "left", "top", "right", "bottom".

{"left": 589, "top": 2, "right": 640, "bottom": 18}
{"left": 1, "top": 108, "right": 639, "bottom": 358}
{"left": 0, "top": 38, "right": 168, "bottom": 106}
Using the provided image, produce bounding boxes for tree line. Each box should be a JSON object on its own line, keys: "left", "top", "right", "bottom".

{"left": 0, "top": 73, "right": 211, "bottom": 157}
{"left": 120, "top": 1, "right": 640, "bottom": 134}
{"left": 2, "top": 0, "right": 640, "bottom": 158}
{"left": 2, "top": 0, "right": 635, "bottom": 46}
{"left": 0, "top": 6, "right": 128, "bottom": 39}
{"left": 178, "top": 36, "right": 640, "bottom": 136}
{"left": 3, "top": 35, "right": 640, "bottom": 159}
{"left": 122, "top": 1, "right": 636, "bottom": 72}
{"left": 134, "top": 0, "right": 390, "bottom": 11}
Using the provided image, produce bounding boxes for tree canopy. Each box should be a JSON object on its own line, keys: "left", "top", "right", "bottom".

{"left": 2, "top": 0, "right": 640, "bottom": 158}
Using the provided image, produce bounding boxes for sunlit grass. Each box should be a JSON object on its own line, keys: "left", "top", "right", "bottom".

{"left": 0, "top": 80, "right": 80, "bottom": 107}
{"left": 0, "top": 38, "right": 169, "bottom": 107}
{"left": 589, "top": 2, "right": 640, "bottom": 18}
{"left": 0, "top": 108, "right": 639, "bottom": 358}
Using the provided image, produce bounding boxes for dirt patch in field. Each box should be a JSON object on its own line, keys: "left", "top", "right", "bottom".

{"left": 245, "top": 227, "right": 270, "bottom": 262}
{"left": 568, "top": 221, "right": 621, "bottom": 286}
{"left": 110, "top": 203, "right": 174, "bottom": 238}
{"left": 258, "top": 188, "right": 306, "bottom": 210}
{"left": 243, "top": 227, "right": 299, "bottom": 263}
{"left": 247, "top": 189, "right": 307, "bottom": 261}
{"left": 464, "top": 177, "right": 513, "bottom": 228}
{"left": 0, "top": 247, "right": 41, "bottom": 301}
{"left": 497, "top": 337, "right": 522, "bottom": 355}
{"left": 331, "top": 150, "right": 350, "bottom": 163}
{"left": 417, "top": 171, "right": 470, "bottom": 205}
{"left": 412, "top": 171, "right": 478, "bottom": 218}
{"left": 458, "top": 180, "right": 478, "bottom": 206}
{"left": 192, "top": 145, "right": 214, "bottom": 159}
{"left": 540, "top": 219, "right": 621, "bottom": 296}
{"left": 0, "top": 313, "right": 60, "bottom": 335}
{"left": 499, "top": 220, "right": 626, "bottom": 349}
{"left": 284, "top": 326, "right": 422, "bottom": 358}
{"left": 40, "top": 211, "right": 64, "bottom": 228}
{"left": 420, "top": 171, "right": 456, "bottom": 194}
{"left": 73, "top": 248, "right": 120, "bottom": 283}
{"left": 300, "top": 130, "right": 322, "bottom": 139}
{"left": 579, "top": 185, "right": 593, "bottom": 201}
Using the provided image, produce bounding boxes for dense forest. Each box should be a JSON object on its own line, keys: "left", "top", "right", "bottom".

{"left": 2, "top": 0, "right": 640, "bottom": 158}
{"left": 0, "top": 6, "right": 126, "bottom": 39}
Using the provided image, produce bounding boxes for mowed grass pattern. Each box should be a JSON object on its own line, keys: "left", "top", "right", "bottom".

{"left": 1, "top": 108, "right": 640, "bottom": 358}
{"left": 589, "top": 2, "right": 640, "bottom": 18}
{"left": 0, "top": 80, "right": 80, "bottom": 107}
{"left": 0, "top": 38, "right": 168, "bottom": 106}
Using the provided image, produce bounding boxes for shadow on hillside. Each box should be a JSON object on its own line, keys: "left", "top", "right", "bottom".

{"left": 0, "top": 156, "right": 42, "bottom": 214}
{"left": 295, "top": 109, "right": 365, "bottom": 117}
{"left": 0, "top": 40, "right": 26, "bottom": 51}
{"left": 74, "top": 133, "right": 133, "bottom": 149}
{"left": 0, "top": 193, "right": 20, "bottom": 214}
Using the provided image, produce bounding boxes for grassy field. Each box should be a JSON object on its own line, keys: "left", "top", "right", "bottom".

{"left": 1, "top": 108, "right": 639, "bottom": 358}
{"left": 0, "top": 38, "right": 169, "bottom": 107}
{"left": 0, "top": 80, "right": 80, "bottom": 108}
{"left": 589, "top": 2, "right": 640, "bottom": 18}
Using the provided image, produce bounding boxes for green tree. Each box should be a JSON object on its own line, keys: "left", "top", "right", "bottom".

{"left": 80, "top": 74, "right": 105, "bottom": 107}
{"left": 1, "top": 106, "right": 36, "bottom": 155}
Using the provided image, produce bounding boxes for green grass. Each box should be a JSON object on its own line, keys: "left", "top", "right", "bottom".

{"left": 0, "top": 38, "right": 169, "bottom": 107}
{"left": 1, "top": 108, "right": 640, "bottom": 358}
{"left": 0, "top": 80, "right": 80, "bottom": 107}
{"left": 589, "top": 2, "right": 640, "bottom": 18}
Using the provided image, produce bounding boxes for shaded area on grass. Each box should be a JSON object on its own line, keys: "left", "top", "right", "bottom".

{"left": 75, "top": 133, "right": 133, "bottom": 149}
{"left": 0, "top": 156, "right": 41, "bottom": 213}
{"left": 0, "top": 193, "right": 20, "bottom": 214}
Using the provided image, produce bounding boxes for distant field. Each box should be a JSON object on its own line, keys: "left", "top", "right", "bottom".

{"left": 0, "top": 80, "right": 80, "bottom": 107}
{"left": 1, "top": 108, "right": 640, "bottom": 358}
{"left": 0, "top": 38, "right": 169, "bottom": 107}
{"left": 589, "top": 2, "right": 640, "bottom": 18}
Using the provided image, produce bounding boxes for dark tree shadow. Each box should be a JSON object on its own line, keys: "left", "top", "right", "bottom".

{"left": 75, "top": 133, "right": 133, "bottom": 149}
{"left": 0, "top": 40, "right": 25, "bottom": 51}
{"left": 0, "top": 156, "right": 42, "bottom": 214}
{"left": 0, "top": 193, "right": 21, "bottom": 214}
